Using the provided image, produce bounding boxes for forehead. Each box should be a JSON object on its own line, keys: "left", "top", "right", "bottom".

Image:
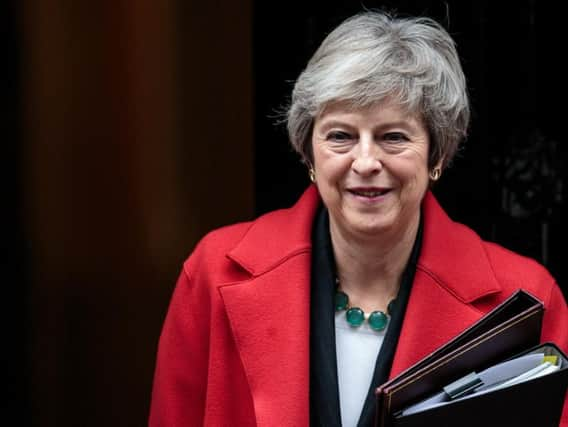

{"left": 316, "top": 99, "right": 425, "bottom": 127}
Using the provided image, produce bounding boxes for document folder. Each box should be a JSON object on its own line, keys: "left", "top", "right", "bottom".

{"left": 375, "top": 289, "right": 568, "bottom": 426}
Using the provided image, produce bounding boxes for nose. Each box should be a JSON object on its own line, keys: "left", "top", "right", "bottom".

{"left": 351, "top": 137, "right": 382, "bottom": 176}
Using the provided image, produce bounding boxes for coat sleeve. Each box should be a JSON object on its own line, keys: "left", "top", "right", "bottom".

{"left": 148, "top": 265, "right": 210, "bottom": 426}
{"left": 540, "top": 282, "right": 568, "bottom": 426}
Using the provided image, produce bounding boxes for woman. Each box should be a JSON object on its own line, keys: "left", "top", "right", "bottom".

{"left": 149, "top": 11, "right": 568, "bottom": 427}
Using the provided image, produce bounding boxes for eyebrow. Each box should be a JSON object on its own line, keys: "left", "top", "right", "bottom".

{"left": 316, "top": 118, "right": 419, "bottom": 133}
{"left": 315, "top": 119, "right": 354, "bottom": 130}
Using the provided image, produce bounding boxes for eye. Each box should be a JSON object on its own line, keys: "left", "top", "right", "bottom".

{"left": 383, "top": 132, "right": 408, "bottom": 142}
{"left": 326, "top": 130, "right": 353, "bottom": 142}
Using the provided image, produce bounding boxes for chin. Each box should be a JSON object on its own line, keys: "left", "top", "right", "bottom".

{"left": 347, "top": 219, "right": 393, "bottom": 238}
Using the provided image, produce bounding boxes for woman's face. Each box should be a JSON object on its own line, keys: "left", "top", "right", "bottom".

{"left": 311, "top": 100, "right": 432, "bottom": 241}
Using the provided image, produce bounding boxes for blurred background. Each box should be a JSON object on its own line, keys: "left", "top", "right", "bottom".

{"left": 4, "top": 0, "right": 567, "bottom": 425}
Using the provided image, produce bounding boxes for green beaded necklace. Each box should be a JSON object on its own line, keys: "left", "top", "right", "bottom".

{"left": 334, "top": 288, "right": 396, "bottom": 332}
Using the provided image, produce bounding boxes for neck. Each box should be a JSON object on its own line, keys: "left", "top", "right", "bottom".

{"left": 330, "top": 215, "right": 419, "bottom": 312}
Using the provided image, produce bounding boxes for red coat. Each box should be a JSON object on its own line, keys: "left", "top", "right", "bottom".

{"left": 149, "top": 185, "right": 568, "bottom": 426}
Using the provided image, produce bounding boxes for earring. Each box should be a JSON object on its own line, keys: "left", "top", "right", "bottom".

{"left": 309, "top": 167, "right": 316, "bottom": 183}
{"left": 429, "top": 167, "right": 441, "bottom": 181}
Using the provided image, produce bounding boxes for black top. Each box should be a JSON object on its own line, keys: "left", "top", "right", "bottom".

{"left": 310, "top": 206, "right": 423, "bottom": 427}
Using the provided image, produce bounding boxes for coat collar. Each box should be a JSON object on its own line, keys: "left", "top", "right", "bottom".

{"left": 228, "top": 187, "right": 501, "bottom": 303}
{"left": 226, "top": 185, "right": 318, "bottom": 276}
{"left": 418, "top": 191, "right": 502, "bottom": 303}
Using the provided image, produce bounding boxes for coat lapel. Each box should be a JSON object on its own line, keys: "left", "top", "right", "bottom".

{"left": 219, "top": 186, "right": 319, "bottom": 427}
{"left": 391, "top": 192, "right": 503, "bottom": 376}
{"left": 219, "top": 259, "right": 311, "bottom": 426}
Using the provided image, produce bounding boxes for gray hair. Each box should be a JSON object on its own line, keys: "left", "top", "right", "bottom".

{"left": 287, "top": 11, "right": 470, "bottom": 170}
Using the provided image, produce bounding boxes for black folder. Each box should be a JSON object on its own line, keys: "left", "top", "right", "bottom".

{"left": 375, "top": 290, "right": 568, "bottom": 426}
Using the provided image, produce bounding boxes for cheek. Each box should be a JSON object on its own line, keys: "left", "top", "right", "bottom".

{"left": 396, "top": 161, "right": 429, "bottom": 193}
{"left": 312, "top": 146, "right": 327, "bottom": 174}
{"left": 315, "top": 154, "right": 348, "bottom": 179}
{"left": 400, "top": 150, "right": 429, "bottom": 177}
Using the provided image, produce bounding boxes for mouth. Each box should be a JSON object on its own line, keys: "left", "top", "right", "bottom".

{"left": 347, "top": 187, "right": 390, "bottom": 198}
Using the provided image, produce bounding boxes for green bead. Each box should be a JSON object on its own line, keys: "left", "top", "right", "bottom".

{"left": 368, "top": 311, "right": 388, "bottom": 331}
{"left": 335, "top": 291, "right": 349, "bottom": 311}
{"left": 346, "top": 307, "right": 365, "bottom": 327}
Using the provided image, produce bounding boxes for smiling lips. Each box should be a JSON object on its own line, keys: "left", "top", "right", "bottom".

{"left": 347, "top": 187, "right": 391, "bottom": 198}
